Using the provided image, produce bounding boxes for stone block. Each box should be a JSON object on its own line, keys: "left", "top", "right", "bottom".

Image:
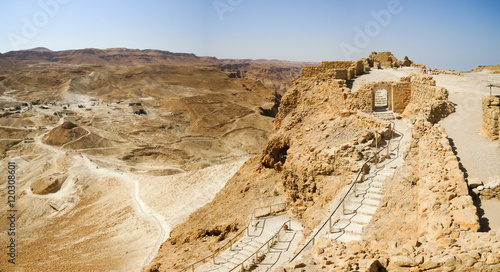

{"left": 468, "top": 178, "right": 483, "bottom": 188}
{"left": 390, "top": 255, "right": 419, "bottom": 267}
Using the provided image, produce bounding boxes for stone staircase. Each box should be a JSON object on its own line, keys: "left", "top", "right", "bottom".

{"left": 324, "top": 158, "right": 403, "bottom": 243}
{"left": 373, "top": 111, "right": 395, "bottom": 120}
{"left": 287, "top": 119, "right": 409, "bottom": 264}
{"left": 194, "top": 215, "right": 303, "bottom": 272}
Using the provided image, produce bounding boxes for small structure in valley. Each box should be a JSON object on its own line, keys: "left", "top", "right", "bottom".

{"left": 129, "top": 102, "right": 147, "bottom": 115}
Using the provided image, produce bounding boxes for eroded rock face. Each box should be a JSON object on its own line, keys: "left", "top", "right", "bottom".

{"left": 283, "top": 118, "right": 500, "bottom": 272}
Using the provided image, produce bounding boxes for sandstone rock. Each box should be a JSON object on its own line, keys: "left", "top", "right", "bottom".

{"left": 458, "top": 254, "right": 476, "bottom": 267}
{"left": 468, "top": 178, "right": 483, "bottom": 188}
{"left": 420, "top": 259, "right": 440, "bottom": 270}
{"left": 443, "top": 256, "right": 456, "bottom": 267}
{"left": 378, "top": 257, "right": 389, "bottom": 267}
{"left": 451, "top": 207, "right": 480, "bottom": 231}
{"left": 485, "top": 253, "right": 500, "bottom": 265}
{"left": 469, "top": 250, "right": 481, "bottom": 260}
{"left": 390, "top": 256, "right": 419, "bottom": 267}
{"left": 294, "top": 262, "right": 307, "bottom": 268}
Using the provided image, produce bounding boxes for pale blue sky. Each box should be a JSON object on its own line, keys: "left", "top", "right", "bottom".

{"left": 1, "top": 0, "right": 499, "bottom": 71}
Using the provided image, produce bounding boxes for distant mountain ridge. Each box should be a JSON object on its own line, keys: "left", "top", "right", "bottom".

{"left": 0, "top": 48, "right": 219, "bottom": 68}
{"left": 0, "top": 48, "right": 313, "bottom": 95}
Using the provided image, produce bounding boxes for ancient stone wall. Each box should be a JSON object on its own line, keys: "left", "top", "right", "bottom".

{"left": 263, "top": 74, "right": 391, "bottom": 233}
{"left": 368, "top": 51, "right": 401, "bottom": 68}
{"left": 409, "top": 118, "right": 480, "bottom": 235}
{"left": 300, "top": 60, "right": 365, "bottom": 80}
{"left": 403, "top": 74, "right": 455, "bottom": 123}
{"left": 284, "top": 119, "right": 500, "bottom": 272}
{"left": 356, "top": 78, "right": 411, "bottom": 114}
{"left": 471, "top": 176, "right": 500, "bottom": 200}
{"left": 482, "top": 96, "right": 500, "bottom": 140}
{"left": 392, "top": 81, "right": 412, "bottom": 113}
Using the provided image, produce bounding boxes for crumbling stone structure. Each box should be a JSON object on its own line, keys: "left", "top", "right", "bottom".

{"left": 356, "top": 78, "right": 411, "bottom": 113}
{"left": 482, "top": 96, "right": 500, "bottom": 140}
{"left": 402, "top": 75, "right": 455, "bottom": 123}
{"left": 368, "top": 51, "right": 402, "bottom": 68}
{"left": 351, "top": 74, "right": 453, "bottom": 123}
{"left": 300, "top": 60, "right": 365, "bottom": 80}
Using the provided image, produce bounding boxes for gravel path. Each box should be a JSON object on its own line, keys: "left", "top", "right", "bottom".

{"left": 435, "top": 73, "right": 500, "bottom": 232}
{"left": 436, "top": 77, "right": 500, "bottom": 180}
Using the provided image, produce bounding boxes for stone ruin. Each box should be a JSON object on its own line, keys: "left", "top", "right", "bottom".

{"left": 300, "top": 60, "right": 366, "bottom": 80}
{"left": 368, "top": 51, "right": 413, "bottom": 68}
{"left": 482, "top": 96, "right": 500, "bottom": 141}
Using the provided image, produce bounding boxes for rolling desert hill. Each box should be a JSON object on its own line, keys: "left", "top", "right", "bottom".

{"left": 0, "top": 49, "right": 499, "bottom": 272}
{"left": 0, "top": 48, "right": 311, "bottom": 271}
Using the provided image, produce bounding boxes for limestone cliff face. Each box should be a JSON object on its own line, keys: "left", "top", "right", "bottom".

{"left": 219, "top": 62, "right": 302, "bottom": 95}
{"left": 260, "top": 74, "right": 391, "bottom": 232}
{"left": 284, "top": 118, "right": 494, "bottom": 272}
{"left": 144, "top": 63, "right": 391, "bottom": 271}
{"left": 281, "top": 80, "right": 500, "bottom": 272}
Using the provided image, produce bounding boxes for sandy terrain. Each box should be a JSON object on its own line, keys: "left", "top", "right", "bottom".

{"left": 351, "top": 68, "right": 500, "bottom": 234}
{"left": 0, "top": 53, "right": 287, "bottom": 271}
{"left": 1, "top": 48, "right": 499, "bottom": 271}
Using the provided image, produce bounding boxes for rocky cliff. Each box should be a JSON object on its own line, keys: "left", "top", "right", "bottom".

{"left": 284, "top": 117, "right": 500, "bottom": 272}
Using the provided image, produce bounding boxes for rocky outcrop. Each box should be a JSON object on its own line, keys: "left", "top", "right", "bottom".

{"left": 402, "top": 56, "right": 413, "bottom": 67}
{"left": 469, "top": 65, "right": 500, "bottom": 74}
{"left": 471, "top": 176, "right": 500, "bottom": 200}
{"left": 284, "top": 231, "right": 500, "bottom": 272}
{"left": 260, "top": 72, "right": 392, "bottom": 232}
{"left": 283, "top": 118, "right": 500, "bottom": 272}
{"left": 219, "top": 63, "right": 302, "bottom": 95}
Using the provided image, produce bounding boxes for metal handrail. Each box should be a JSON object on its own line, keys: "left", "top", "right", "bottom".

{"left": 253, "top": 202, "right": 287, "bottom": 218}
{"left": 178, "top": 202, "right": 288, "bottom": 272}
{"left": 228, "top": 220, "right": 291, "bottom": 272}
{"left": 289, "top": 125, "right": 403, "bottom": 262}
{"left": 178, "top": 217, "right": 251, "bottom": 272}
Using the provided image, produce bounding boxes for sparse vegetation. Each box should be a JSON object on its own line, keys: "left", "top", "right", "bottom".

{"left": 1, "top": 112, "right": 14, "bottom": 117}
{"left": 2, "top": 140, "right": 22, "bottom": 159}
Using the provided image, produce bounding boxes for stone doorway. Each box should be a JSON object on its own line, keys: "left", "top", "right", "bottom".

{"left": 374, "top": 89, "right": 388, "bottom": 112}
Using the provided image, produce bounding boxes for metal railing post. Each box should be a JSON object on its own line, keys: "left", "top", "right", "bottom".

{"left": 387, "top": 140, "right": 390, "bottom": 158}
{"left": 329, "top": 217, "right": 332, "bottom": 232}
{"left": 191, "top": 265, "right": 194, "bottom": 272}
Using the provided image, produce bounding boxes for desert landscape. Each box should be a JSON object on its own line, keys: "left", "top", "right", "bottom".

{"left": 0, "top": 47, "right": 499, "bottom": 272}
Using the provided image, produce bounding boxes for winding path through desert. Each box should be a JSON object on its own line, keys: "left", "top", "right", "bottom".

{"left": 80, "top": 154, "right": 169, "bottom": 269}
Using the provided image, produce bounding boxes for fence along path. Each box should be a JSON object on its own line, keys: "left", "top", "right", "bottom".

{"left": 289, "top": 119, "right": 405, "bottom": 262}
{"left": 178, "top": 121, "right": 406, "bottom": 271}
{"left": 178, "top": 204, "right": 303, "bottom": 272}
